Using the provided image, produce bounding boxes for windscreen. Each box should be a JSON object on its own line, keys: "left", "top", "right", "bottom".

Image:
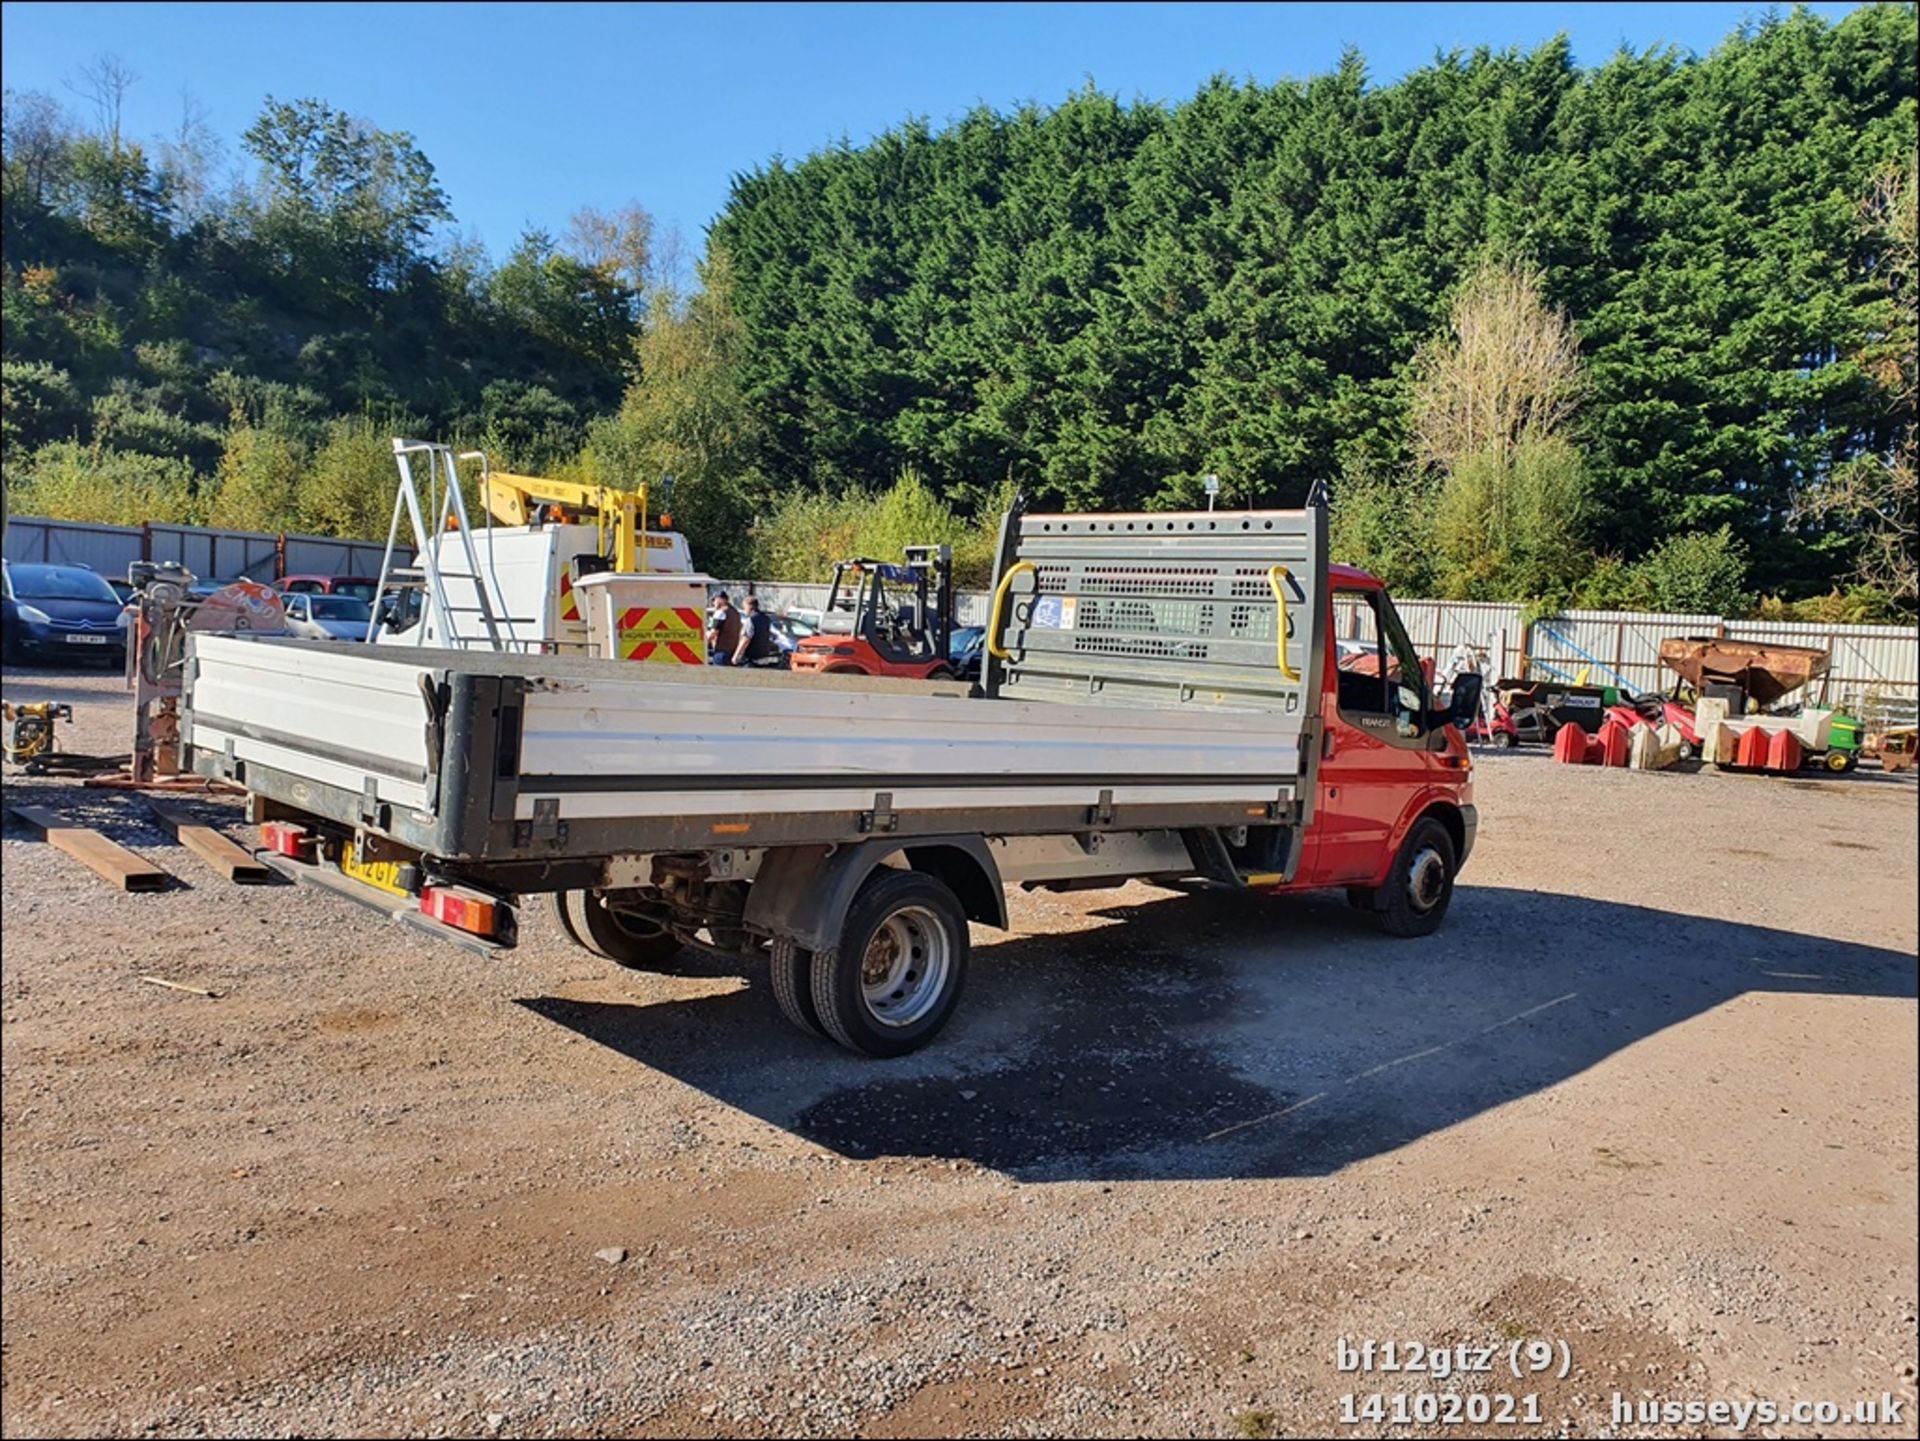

{"left": 9, "top": 565, "right": 119, "bottom": 602}
{"left": 310, "top": 596, "right": 373, "bottom": 621}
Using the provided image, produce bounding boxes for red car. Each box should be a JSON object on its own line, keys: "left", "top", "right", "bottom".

{"left": 274, "top": 575, "right": 381, "bottom": 603}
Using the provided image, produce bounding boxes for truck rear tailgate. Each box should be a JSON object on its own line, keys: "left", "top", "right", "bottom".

{"left": 186, "top": 636, "right": 440, "bottom": 815}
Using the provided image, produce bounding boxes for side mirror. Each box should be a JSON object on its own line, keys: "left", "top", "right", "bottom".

{"left": 1447, "top": 673, "right": 1485, "bottom": 730}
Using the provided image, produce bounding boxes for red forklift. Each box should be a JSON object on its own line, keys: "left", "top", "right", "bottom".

{"left": 790, "top": 545, "right": 956, "bottom": 680}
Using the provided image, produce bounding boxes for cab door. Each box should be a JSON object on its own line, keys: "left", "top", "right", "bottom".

{"left": 1307, "top": 586, "right": 1436, "bottom": 885}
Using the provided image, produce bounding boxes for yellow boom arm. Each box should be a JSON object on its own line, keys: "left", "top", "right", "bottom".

{"left": 485, "top": 470, "right": 648, "bottom": 572}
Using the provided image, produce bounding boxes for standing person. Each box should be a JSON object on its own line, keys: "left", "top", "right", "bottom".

{"left": 707, "top": 592, "right": 742, "bottom": 666}
{"left": 737, "top": 595, "right": 777, "bottom": 665}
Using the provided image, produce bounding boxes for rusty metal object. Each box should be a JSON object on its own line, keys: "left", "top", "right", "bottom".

{"left": 1657, "top": 636, "right": 1829, "bottom": 707}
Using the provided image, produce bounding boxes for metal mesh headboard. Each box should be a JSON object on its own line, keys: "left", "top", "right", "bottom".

{"left": 985, "top": 507, "right": 1329, "bottom": 715}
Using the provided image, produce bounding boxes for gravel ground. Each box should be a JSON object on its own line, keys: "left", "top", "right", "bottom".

{"left": 3, "top": 661, "right": 1916, "bottom": 1438}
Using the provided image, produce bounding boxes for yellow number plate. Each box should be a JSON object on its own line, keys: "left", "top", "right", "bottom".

{"left": 339, "top": 849, "right": 408, "bottom": 896}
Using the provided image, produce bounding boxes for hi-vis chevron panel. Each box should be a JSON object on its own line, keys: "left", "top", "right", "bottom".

{"left": 557, "top": 571, "right": 581, "bottom": 623}
{"left": 618, "top": 606, "right": 705, "bottom": 664}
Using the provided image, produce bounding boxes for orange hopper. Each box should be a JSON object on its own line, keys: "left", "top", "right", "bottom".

{"left": 1765, "top": 729, "right": 1802, "bottom": 773}
{"left": 1599, "top": 722, "right": 1631, "bottom": 768}
{"left": 1554, "top": 723, "right": 1587, "bottom": 764}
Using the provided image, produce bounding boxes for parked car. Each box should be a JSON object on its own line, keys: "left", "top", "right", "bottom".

{"left": 1, "top": 560, "right": 129, "bottom": 666}
{"left": 106, "top": 577, "right": 137, "bottom": 605}
{"left": 187, "top": 577, "right": 251, "bottom": 599}
{"left": 377, "top": 587, "right": 422, "bottom": 634}
{"left": 281, "top": 592, "right": 374, "bottom": 642}
{"left": 276, "top": 574, "right": 382, "bottom": 603}
{"left": 949, "top": 624, "right": 986, "bottom": 684}
{"left": 768, "top": 611, "right": 820, "bottom": 654}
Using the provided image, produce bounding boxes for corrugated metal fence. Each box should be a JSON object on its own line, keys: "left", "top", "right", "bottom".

{"left": 729, "top": 579, "right": 994, "bottom": 629}
{"left": 8, "top": 516, "right": 1912, "bottom": 703}
{"left": 3, "top": 516, "right": 390, "bottom": 582}
{"left": 726, "top": 578, "right": 1915, "bottom": 706}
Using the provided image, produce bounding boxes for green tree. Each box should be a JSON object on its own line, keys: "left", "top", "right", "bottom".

{"left": 206, "top": 411, "right": 307, "bottom": 533}
{"left": 1799, "top": 161, "right": 1918, "bottom": 609}
{"left": 598, "top": 251, "right": 762, "bottom": 574}
{"left": 1410, "top": 259, "right": 1594, "bottom": 602}
{"left": 12, "top": 440, "right": 199, "bottom": 525}
{"left": 1, "top": 358, "right": 85, "bottom": 453}
{"left": 240, "top": 96, "right": 450, "bottom": 291}
{"left": 297, "top": 413, "right": 407, "bottom": 539}
{"left": 1626, "top": 524, "right": 1753, "bottom": 615}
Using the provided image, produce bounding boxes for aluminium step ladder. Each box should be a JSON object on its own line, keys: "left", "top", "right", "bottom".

{"left": 369, "top": 440, "right": 507, "bottom": 650}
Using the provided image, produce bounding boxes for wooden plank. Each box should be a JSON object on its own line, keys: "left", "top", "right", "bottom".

{"left": 139, "top": 975, "right": 223, "bottom": 998}
{"left": 147, "top": 802, "right": 272, "bottom": 883}
{"left": 7, "top": 805, "right": 170, "bottom": 892}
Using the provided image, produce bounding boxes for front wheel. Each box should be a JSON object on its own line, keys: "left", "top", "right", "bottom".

{"left": 809, "top": 870, "right": 969, "bottom": 1057}
{"left": 1824, "top": 750, "right": 1857, "bottom": 774}
{"left": 1489, "top": 730, "right": 1516, "bottom": 750}
{"left": 1372, "top": 817, "right": 1458, "bottom": 938}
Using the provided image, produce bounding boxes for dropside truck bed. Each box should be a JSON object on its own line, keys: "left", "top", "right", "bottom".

{"left": 183, "top": 506, "right": 1335, "bottom": 1054}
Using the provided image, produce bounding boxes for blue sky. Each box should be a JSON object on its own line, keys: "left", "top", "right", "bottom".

{"left": 0, "top": 1, "right": 1870, "bottom": 263}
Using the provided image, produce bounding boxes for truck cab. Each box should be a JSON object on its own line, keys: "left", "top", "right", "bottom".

{"left": 1290, "top": 564, "right": 1476, "bottom": 929}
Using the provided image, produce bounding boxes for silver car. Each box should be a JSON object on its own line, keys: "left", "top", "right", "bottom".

{"left": 282, "top": 592, "right": 373, "bottom": 642}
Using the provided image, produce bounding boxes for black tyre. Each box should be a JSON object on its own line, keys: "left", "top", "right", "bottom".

{"left": 1489, "top": 730, "right": 1516, "bottom": 750}
{"left": 1375, "top": 816, "right": 1458, "bottom": 939}
{"left": 581, "top": 891, "right": 688, "bottom": 971}
{"left": 1677, "top": 739, "right": 1698, "bottom": 762}
{"left": 551, "top": 891, "right": 593, "bottom": 951}
{"left": 768, "top": 937, "right": 827, "bottom": 1038}
{"left": 809, "top": 869, "right": 969, "bottom": 1057}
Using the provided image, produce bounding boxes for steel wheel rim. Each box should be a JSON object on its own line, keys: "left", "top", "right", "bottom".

{"left": 860, "top": 905, "right": 950, "bottom": 1028}
{"left": 1407, "top": 847, "right": 1448, "bottom": 913}
{"left": 601, "top": 896, "right": 671, "bottom": 940}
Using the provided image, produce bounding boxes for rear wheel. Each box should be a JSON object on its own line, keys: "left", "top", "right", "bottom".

{"left": 1825, "top": 749, "right": 1857, "bottom": 773}
{"left": 1489, "top": 729, "right": 1516, "bottom": 750}
{"left": 1372, "top": 817, "right": 1458, "bottom": 939}
{"left": 809, "top": 870, "right": 969, "bottom": 1057}
{"left": 572, "top": 890, "right": 688, "bottom": 971}
{"left": 551, "top": 891, "right": 593, "bottom": 951}
{"left": 768, "top": 937, "right": 827, "bottom": 1038}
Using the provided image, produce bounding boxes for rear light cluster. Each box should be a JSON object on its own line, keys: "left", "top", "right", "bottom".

{"left": 259, "top": 821, "right": 316, "bottom": 858}
{"left": 421, "top": 884, "right": 499, "bottom": 937}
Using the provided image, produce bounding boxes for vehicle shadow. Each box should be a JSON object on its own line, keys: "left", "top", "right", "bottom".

{"left": 517, "top": 885, "right": 1916, "bottom": 1182}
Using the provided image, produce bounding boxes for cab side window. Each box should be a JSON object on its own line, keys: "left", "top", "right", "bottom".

{"left": 1333, "top": 589, "right": 1428, "bottom": 728}
{"left": 1333, "top": 591, "right": 1391, "bottom": 716}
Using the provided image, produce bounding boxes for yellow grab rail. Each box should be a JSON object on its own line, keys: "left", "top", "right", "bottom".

{"left": 1267, "top": 565, "right": 1300, "bottom": 682}
{"left": 986, "top": 560, "right": 1038, "bottom": 661}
